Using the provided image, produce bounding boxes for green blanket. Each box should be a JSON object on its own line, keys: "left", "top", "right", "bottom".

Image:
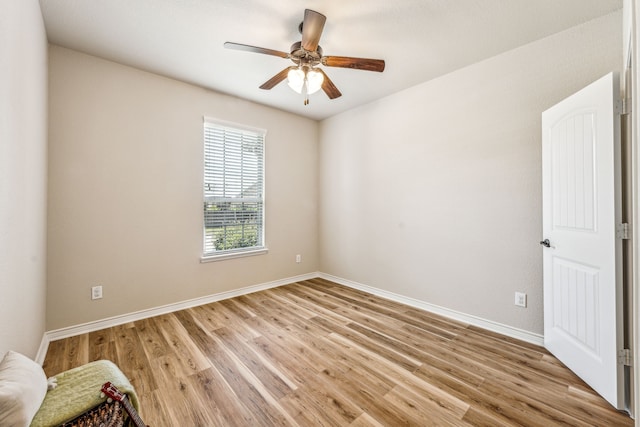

{"left": 30, "top": 360, "right": 139, "bottom": 427}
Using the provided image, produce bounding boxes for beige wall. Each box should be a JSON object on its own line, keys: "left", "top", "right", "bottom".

{"left": 47, "top": 46, "right": 318, "bottom": 330}
{"left": 318, "top": 12, "right": 622, "bottom": 335}
{"left": 0, "top": 0, "right": 48, "bottom": 358}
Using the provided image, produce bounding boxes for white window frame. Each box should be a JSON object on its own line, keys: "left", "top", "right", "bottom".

{"left": 201, "top": 117, "right": 267, "bottom": 262}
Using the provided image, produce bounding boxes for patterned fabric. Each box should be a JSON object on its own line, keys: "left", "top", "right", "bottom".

{"left": 60, "top": 400, "right": 126, "bottom": 427}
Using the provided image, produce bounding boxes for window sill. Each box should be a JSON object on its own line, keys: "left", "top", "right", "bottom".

{"left": 200, "top": 247, "right": 268, "bottom": 263}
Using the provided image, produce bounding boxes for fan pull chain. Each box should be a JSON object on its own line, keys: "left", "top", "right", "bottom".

{"left": 303, "top": 81, "right": 309, "bottom": 105}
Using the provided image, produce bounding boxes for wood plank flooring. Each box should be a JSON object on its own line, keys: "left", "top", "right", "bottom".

{"left": 43, "top": 278, "right": 632, "bottom": 426}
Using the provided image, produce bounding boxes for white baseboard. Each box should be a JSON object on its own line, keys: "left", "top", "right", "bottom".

{"left": 318, "top": 273, "right": 544, "bottom": 347}
{"left": 35, "top": 272, "right": 319, "bottom": 365}
{"left": 36, "top": 271, "right": 544, "bottom": 364}
{"left": 35, "top": 334, "right": 51, "bottom": 366}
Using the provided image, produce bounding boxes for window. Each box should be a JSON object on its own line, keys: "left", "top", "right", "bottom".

{"left": 203, "top": 118, "right": 266, "bottom": 260}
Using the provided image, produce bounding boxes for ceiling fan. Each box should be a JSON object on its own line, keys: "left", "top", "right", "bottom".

{"left": 224, "top": 9, "right": 385, "bottom": 105}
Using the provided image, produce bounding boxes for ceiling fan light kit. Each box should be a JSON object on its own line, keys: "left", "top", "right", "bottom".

{"left": 224, "top": 9, "right": 385, "bottom": 106}
{"left": 287, "top": 66, "right": 324, "bottom": 105}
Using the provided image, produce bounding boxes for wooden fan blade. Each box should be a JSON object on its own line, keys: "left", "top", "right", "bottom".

{"left": 317, "top": 69, "right": 342, "bottom": 99}
{"left": 259, "top": 67, "right": 293, "bottom": 90}
{"left": 224, "top": 42, "right": 289, "bottom": 58}
{"left": 301, "top": 9, "right": 326, "bottom": 52}
{"left": 322, "top": 56, "right": 385, "bottom": 72}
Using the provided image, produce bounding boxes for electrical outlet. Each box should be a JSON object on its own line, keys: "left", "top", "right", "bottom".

{"left": 295, "top": 254, "right": 301, "bottom": 263}
{"left": 515, "top": 292, "right": 527, "bottom": 307}
{"left": 91, "top": 285, "right": 103, "bottom": 300}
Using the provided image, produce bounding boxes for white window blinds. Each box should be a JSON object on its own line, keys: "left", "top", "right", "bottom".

{"left": 203, "top": 118, "right": 265, "bottom": 257}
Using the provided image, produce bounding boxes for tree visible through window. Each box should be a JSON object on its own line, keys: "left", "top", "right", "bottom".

{"left": 203, "top": 118, "right": 265, "bottom": 257}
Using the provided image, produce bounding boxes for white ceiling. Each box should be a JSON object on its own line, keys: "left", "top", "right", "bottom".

{"left": 39, "top": 0, "right": 622, "bottom": 120}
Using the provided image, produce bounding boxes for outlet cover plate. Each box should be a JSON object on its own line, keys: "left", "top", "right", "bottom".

{"left": 515, "top": 292, "right": 526, "bottom": 307}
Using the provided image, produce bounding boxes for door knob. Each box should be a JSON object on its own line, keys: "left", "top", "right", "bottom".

{"left": 539, "top": 239, "right": 551, "bottom": 248}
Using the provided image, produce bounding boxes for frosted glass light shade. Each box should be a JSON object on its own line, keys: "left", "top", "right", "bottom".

{"left": 287, "top": 68, "right": 305, "bottom": 93}
{"left": 306, "top": 69, "right": 324, "bottom": 94}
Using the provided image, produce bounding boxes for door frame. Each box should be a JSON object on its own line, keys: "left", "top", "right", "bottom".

{"left": 628, "top": 0, "right": 638, "bottom": 422}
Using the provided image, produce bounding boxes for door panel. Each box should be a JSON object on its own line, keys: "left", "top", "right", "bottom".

{"left": 551, "top": 112, "right": 596, "bottom": 231}
{"left": 542, "top": 72, "right": 623, "bottom": 409}
{"left": 551, "top": 258, "right": 599, "bottom": 352}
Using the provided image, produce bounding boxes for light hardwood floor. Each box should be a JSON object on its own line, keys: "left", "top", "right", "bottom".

{"left": 43, "top": 278, "right": 632, "bottom": 426}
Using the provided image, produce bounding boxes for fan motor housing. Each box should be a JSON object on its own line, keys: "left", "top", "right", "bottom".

{"left": 290, "top": 41, "right": 322, "bottom": 66}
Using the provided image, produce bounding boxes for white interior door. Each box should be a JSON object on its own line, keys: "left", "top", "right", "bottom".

{"left": 541, "top": 72, "right": 624, "bottom": 409}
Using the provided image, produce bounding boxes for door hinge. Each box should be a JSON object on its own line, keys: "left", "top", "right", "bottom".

{"left": 616, "top": 223, "right": 630, "bottom": 240}
{"left": 616, "top": 99, "right": 631, "bottom": 115}
{"left": 618, "top": 348, "right": 633, "bottom": 366}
